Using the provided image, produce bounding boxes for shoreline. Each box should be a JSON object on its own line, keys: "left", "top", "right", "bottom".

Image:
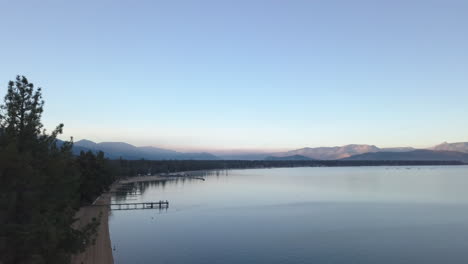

{"left": 69, "top": 176, "right": 176, "bottom": 264}
{"left": 70, "top": 183, "right": 119, "bottom": 264}
{"left": 70, "top": 173, "right": 205, "bottom": 263}
{"left": 118, "top": 175, "right": 181, "bottom": 184}
{"left": 118, "top": 173, "right": 208, "bottom": 184}
{"left": 69, "top": 164, "right": 468, "bottom": 263}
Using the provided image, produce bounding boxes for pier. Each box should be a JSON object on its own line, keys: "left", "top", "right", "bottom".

{"left": 98, "top": 201, "right": 169, "bottom": 210}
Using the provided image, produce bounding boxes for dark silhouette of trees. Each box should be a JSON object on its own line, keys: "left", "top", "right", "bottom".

{"left": 111, "top": 159, "right": 464, "bottom": 177}
{"left": 0, "top": 76, "right": 111, "bottom": 264}
{"left": 77, "top": 150, "right": 114, "bottom": 204}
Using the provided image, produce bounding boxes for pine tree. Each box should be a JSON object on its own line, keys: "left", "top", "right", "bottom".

{"left": 77, "top": 150, "right": 114, "bottom": 204}
{"left": 0, "top": 76, "right": 97, "bottom": 264}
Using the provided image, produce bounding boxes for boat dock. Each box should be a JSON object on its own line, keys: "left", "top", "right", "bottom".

{"left": 93, "top": 201, "right": 169, "bottom": 210}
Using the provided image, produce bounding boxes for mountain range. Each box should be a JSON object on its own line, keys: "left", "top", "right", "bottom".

{"left": 432, "top": 142, "right": 468, "bottom": 153}
{"left": 274, "top": 144, "right": 381, "bottom": 160}
{"left": 264, "top": 155, "right": 313, "bottom": 161}
{"left": 343, "top": 149, "right": 468, "bottom": 163}
{"left": 73, "top": 139, "right": 219, "bottom": 160}
{"left": 68, "top": 139, "right": 468, "bottom": 163}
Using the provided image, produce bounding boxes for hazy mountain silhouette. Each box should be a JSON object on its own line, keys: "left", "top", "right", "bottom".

{"left": 265, "top": 155, "right": 313, "bottom": 161}
{"left": 218, "top": 145, "right": 417, "bottom": 160}
{"left": 380, "top": 147, "right": 415, "bottom": 152}
{"left": 272, "top": 144, "right": 380, "bottom": 160}
{"left": 72, "top": 139, "right": 98, "bottom": 149}
{"left": 56, "top": 139, "right": 97, "bottom": 156}
{"left": 432, "top": 142, "right": 468, "bottom": 153}
{"left": 73, "top": 140, "right": 219, "bottom": 160}
{"left": 217, "top": 153, "right": 272, "bottom": 160}
{"left": 69, "top": 140, "right": 468, "bottom": 161}
{"left": 343, "top": 149, "right": 468, "bottom": 162}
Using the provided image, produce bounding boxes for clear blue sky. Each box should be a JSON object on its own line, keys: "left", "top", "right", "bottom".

{"left": 1, "top": 0, "right": 467, "bottom": 151}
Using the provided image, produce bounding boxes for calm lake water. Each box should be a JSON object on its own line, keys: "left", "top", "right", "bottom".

{"left": 109, "top": 166, "right": 468, "bottom": 264}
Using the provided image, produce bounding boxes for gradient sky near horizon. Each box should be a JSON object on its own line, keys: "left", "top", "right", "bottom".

{"left": 1, "top": 0, "right": 468, "bottom": 152}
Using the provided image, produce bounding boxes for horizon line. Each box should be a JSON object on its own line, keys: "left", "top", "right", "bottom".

{"left": 63, "top": 137, "right": 459, "bottom": 154}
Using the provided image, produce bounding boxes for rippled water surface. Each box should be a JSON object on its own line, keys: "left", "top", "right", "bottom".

{"left": 109, "top": 166, "right": 468, "bottom": 264}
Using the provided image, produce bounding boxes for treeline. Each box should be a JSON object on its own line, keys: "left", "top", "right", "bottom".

{"left": 112, "top": 159, "right": 464, "bottom": 176}
{"left": 0, "top": 76, "right": 116, "bottom": 264}
{"left": 76, "top": 151, "right": 115, "bottom": 204}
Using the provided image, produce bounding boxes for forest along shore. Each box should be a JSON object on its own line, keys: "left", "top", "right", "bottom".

{"left": 118, "top": 173, "right": 206, "bottom": 184}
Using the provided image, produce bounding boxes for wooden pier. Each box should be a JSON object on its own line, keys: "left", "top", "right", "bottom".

{"left": 104, "top": 201, "right": 169, "bottom": 210}
{"left": 108, "top": 191, "right": 141, "bottom": 194}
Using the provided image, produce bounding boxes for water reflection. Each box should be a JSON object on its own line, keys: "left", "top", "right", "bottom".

{"left": 110, "top": 166, "right": 468, "bottom": 264}
{"left": 112, "top": 184, "right": 141, "bottom": 202}
{"left": 111, "top": 170, "right": 227, "bottom": 204}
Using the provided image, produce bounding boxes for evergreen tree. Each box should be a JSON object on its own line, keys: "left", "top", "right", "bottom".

{"left": 77, "top": 150, "right": 114, "bottom": 204}
{"left": 0, "top": 76, "right": 97, "bottom": 264}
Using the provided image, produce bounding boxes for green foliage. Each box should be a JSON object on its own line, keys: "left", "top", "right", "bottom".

{"left": 77, "top": 151, "right": 114, "bottom": 204}
{"left": 0, "top": 76, "right": 113, "bottom": 264}
{"left": 0, "top": 76, "right": 44, "bottom": 147}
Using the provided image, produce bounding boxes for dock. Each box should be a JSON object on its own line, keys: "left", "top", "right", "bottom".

{"left": 96, "top": 201, "right": 169, "bottom": 210}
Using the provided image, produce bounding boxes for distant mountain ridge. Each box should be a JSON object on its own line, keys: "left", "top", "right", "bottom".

{"left": 68, "top": 139, "right": 468, "bottom": 162}
{"left": 217, "top": 144, "right": 416, "bottom": 160}
{"left": 217, "top": 143, "right": 467, "bottom": 161}
{"left": 380, "top": 147, "right": 415, "bottom": 152}
{"left": 265, "top": 155, "right": 313, "bottom": 161}
{"left": 243, "top": 143, "right": 468, "bottom": 162}
{"left": 274, "top": 144, "right": 380, "bottom": 160}
{"left": 73, "top": 140, "right": 219, "bottom": 160}
{"left": 432, "top": 142, "right": 468, "bottom": 153}
{"left": 258, "top": 142, "right": 468, "bottom": 162}
{"left": 343, "top": 149, "right": 468, "bottom": 163}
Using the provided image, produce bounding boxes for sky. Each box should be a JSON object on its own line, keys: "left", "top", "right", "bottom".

{"left": 1, "top": 0, "right": 468, "bottom": 152}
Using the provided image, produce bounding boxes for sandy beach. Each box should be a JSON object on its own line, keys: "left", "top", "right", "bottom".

{"left": 70, "top": 174, "right": 198, "bottom": 264}
{"left": 71, "top": 185, "right": 116, "bottom": 264}
{"left": 70, "top": 176, "right": 174, "bottom": 264}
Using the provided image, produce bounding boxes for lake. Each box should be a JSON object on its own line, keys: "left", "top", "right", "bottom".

{"left": 109, "top": 166, "right": 468, "bottom": 264}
